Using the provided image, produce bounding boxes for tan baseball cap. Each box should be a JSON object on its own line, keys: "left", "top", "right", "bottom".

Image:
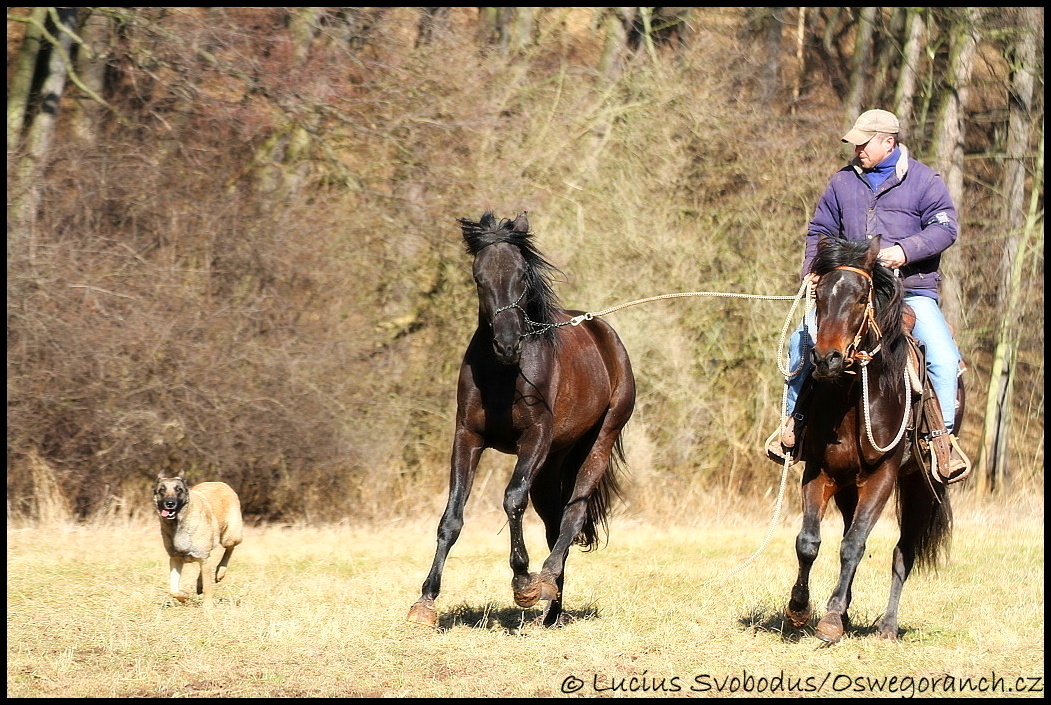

{"left": 841, "top": 109, "right": 900, "bottom": 145}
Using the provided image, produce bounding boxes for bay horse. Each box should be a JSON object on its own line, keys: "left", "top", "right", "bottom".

{"left": 786, "top": 235, "right": 956, "bottom": 643}
{"left": 407, "top": 211, "right": 635, "bottom": 628}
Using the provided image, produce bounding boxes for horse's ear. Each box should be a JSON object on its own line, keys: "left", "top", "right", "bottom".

{"left": 479, "top": 211, "right": 496, "bottom": 229}
{"left": 511, "top": 212, "right": 529, "bottom": 234}
{"left": 864, "top": 235, "right": 882, "bottom": 268}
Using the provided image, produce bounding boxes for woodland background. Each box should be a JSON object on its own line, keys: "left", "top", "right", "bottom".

{"left": 7, "top": 7, "right": 1044, "bottom": 524}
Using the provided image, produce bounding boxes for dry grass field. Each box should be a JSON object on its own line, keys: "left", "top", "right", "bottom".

{"left": 7, "top": 488, "right": 1044, "bottom": 698}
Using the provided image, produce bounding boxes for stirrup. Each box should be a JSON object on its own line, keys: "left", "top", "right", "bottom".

{"left": 929, "top": 432, "right": 971, "bottom": 484}
{"left": 764, "top": 417, "right": 797, "bottom": 464}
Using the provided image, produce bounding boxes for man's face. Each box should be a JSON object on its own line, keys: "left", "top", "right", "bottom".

{"left": 854, "top": 134, "right": 895, "bottom": 170}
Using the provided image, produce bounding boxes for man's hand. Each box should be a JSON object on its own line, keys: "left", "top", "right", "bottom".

{"left": 877, "top": 244, "right": 907, "bottom": 268}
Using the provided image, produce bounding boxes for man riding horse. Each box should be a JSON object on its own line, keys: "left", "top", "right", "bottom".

{"left": 767, "top": 109, "right": 969, "bottom": 480}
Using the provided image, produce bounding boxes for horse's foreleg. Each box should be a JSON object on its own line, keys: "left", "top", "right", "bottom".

{"left": 505, "top": 431, "right": 550, "bottom": 609}
{"left": 833, "top": 488, "right": 859, "bottom": 629}
{"left": 816, "top": 472, "right": 895, "bottom": 643}
{"left": 407, "top": 430, "right": 483, "bottom": 627}
{"left": 787, "top": 468, "right": 834, "bottom": 628}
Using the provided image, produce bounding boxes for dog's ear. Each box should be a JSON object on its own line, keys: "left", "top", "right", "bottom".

{"left": 157, "top": 468, "right": 186, "bottom": 481}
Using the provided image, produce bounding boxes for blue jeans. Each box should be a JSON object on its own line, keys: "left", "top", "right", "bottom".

{"left": 786, "top": 294, "right": 961, "bottom": 430}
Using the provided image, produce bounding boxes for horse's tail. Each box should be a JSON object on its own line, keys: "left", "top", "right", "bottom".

{"left": 574, "top": 435, "right": 626, "bottom": 552}
{"left": 896, "top": 468, "right": 953, "bottom": 571}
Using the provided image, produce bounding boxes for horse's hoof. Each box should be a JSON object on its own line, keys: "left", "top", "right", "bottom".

{"left": 539, "top": 580, "right": 560, "bottom": 602}
{"left": 513, "top": 573, "right": 542, "bottom": 608}
{"left": 170, "top": 591, "right": 190, "bottom": 603}
{"left": 877, "top": 623, "right": 899, "bottom": 640}
{"left": 541, "top": 603, "right": 565, "bottom": 628}
{"left": 815, "top": 614, "right": 844, "bottom": 643}
{"left": 407, "top": 599, "right": 438, "bottom": 627}
{"left": 785, "top": 603, "right": 811, "bottom": 628}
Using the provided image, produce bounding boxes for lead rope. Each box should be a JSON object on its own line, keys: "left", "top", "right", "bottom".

{"left": 721, "top": 279, "right": 815, "bottom": 582}
{"left": 566, "top": 288, "right": 800, "bottom": 327}
{"left": 513, "top": 281, "right": 816, "bottom": 583}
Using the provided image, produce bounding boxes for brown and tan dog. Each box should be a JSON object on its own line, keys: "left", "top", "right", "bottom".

{"left": 154, "top": 473, "right": 243, "bottom": 608}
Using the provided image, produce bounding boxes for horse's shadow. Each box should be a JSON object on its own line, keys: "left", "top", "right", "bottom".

{"left": 437, "top": 601, "right": 600, "bottom": 634}
{"left": 738, "top": 607, "right": 906, "bottom": 644}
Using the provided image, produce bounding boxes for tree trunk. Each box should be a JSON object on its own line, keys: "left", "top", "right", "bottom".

{"left": 7, "top": 6, "right": 49, "bottom": 151}
{"left": 872, "top": 7, "right": 905, "bottom": 107}
{"left": 930, "top": 7, "right": 980, "bottom": 330}
{"left": 976, "top": 8, "right": 1040, "bottom": 493}
{"left": 507, "top": 7, "right": 536, "bottom": 54}
{"left": 762, "top": 8, "right": 785, "bottom": 102}
{"left": 893, "top": 8, "right": 925, "bottom": 135}
{"left": 287, "top": 8, "right": 321, "bottom": 63}
{"left": 9, "top": 7, "right": 80, "bottom": 260}
{"left": 70, "top": 8, "right": 112, "bottom": 144}
{"left": 598, "top": 8, "right": 636, "bottom": 80}
{"left": 843, "top": 7, "right": 877, "bottom": 128}
{"left": 790, "top": 7, "right": 806, "bottom": 112}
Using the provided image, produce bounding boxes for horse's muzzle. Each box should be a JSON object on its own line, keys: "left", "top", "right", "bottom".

{"left": 492, "top": 338, "right": 521, "bottom": 365}
{"left": 811, "top": 348, "right": 847, "bottom": 380}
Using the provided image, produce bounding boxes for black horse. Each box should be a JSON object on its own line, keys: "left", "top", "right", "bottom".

{"left": 786, "top": 235, "right": 957, "bottom": 643}
{"left": 407, "top": 211, "right": 636, "bottom": 628}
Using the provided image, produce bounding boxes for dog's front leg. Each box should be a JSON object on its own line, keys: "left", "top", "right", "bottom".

{"left": 169, "top": 557, "right": 189, "bottom": 603}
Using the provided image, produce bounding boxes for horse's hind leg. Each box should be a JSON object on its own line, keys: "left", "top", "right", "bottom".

{"left": 407, "top": 430, "right": 484, "bottom": 627}
{"left": 879, "top": 470, "right": 949, "bottom": 640}
{"left": 535, "top": 424, "right": 624, "bottom": 619}
{"left": 787, "top": 469, "right": 835, "bottom": 628}
{"left": 530, "top": 459, "right": 568, "bottom": 626}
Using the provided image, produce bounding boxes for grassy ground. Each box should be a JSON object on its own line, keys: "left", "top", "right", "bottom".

{"left": 7, "top": 489, "right": 1044, "bottom": 698}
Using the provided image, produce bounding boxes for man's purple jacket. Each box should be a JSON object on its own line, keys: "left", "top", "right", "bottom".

{"left": 801, "top": 145, "right": 958, "bottom": 302}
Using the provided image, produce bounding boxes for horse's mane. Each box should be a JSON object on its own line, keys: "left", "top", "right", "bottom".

{"left": 812, "top": 237, "right": 908, "bottom": 393}
{"left": 459, "top": 211, "right": 563, "bottom": 342}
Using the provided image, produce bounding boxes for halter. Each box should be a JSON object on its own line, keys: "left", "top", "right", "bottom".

{"left": 830, "top": 265, "right": 884, "bottom": 368}
{"left": 491, "top": 288, "right": 568, "bottom": 338}
{"left": 492, "top": 289, "right": 526, "bottom": 318}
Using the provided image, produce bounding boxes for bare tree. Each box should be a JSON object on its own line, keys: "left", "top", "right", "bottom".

{"left": 893, "top": 8, "right": 926, "bottom": 135}
{"left": 843, "top": 7, "right": 877, "bottom": 127}
{"left": 930, "top": 7, "right": 981, "bottom": 329}
{"left": 597, "top": 7, "right": 637, "bottom": 79}
{"left": 976, "top": 7, "right": 1042, "bottom": 492}
{"left": 7, "top": 7, "right": 49, "bottom": 150}
{"left": 69, "top": 9, "right": 112, "bottom": 144}
{"left": 9, "top": 7, "right": 81, "bottom": 259}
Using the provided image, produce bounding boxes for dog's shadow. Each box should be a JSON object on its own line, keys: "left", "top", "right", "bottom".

{"left": 738, "top": 606, "right": 902, "bottom": 645}
{"left": 436, "top": 601, "right": 599, "bottom": 634}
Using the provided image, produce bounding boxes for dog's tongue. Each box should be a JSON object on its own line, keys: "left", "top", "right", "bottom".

{"left": 160, "top": 508, "right": 174, "bottom": 518}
